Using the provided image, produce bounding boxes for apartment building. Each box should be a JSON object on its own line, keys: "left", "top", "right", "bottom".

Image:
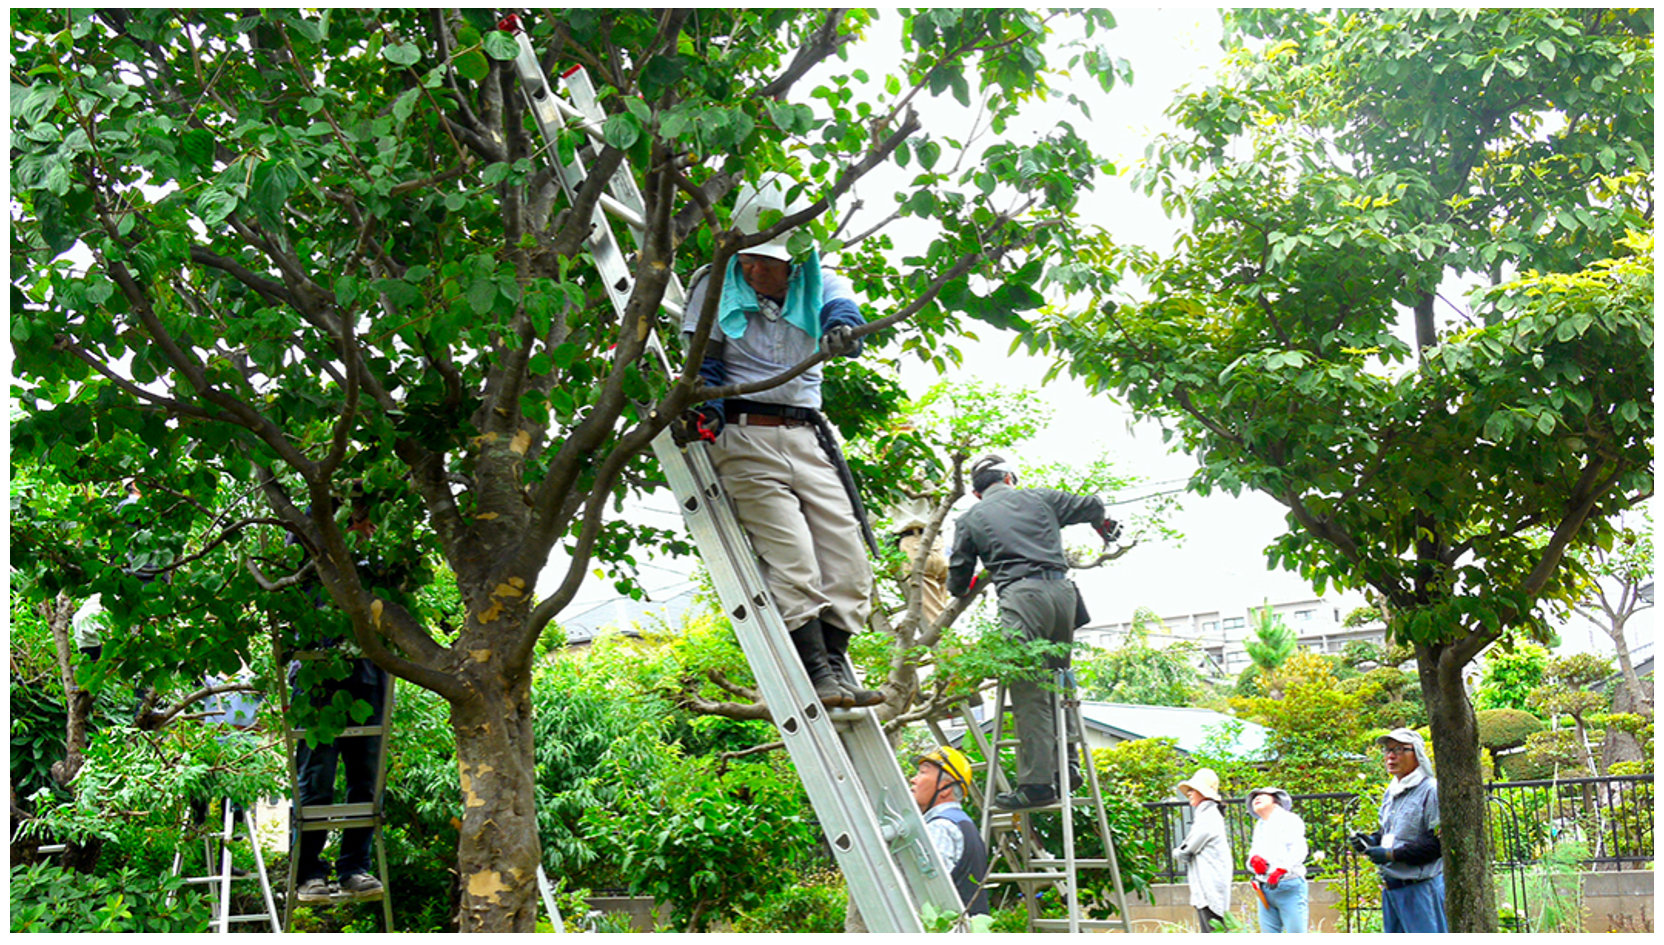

{"left": 1078, "top": 596, "right": 1385, "bottom": 679}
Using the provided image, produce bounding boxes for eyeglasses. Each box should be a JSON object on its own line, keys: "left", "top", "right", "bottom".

{"left": 1382, "top": 745, "right": 1415, "bottom": 756}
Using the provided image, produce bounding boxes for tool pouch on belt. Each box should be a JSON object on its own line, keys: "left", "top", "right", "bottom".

{"left": 809, "top": 412, "right": 879, "bottom": 555}
{"left": 1073, "top": 585, "right": 1091, "bottom": 629}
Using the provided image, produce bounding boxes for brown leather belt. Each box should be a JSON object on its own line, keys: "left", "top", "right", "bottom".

{"left": 735, "top": 413, "right": 810, "bottom": 428}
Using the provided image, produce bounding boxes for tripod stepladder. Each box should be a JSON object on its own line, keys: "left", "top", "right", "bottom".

{"left": 969, "top": 670, "right": 1131, "bottom": 932}
{"left": 169, "top": 798, "right": 282, "bottom": 933}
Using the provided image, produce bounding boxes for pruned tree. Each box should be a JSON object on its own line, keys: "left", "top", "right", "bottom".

{"left": 1022, "top": 9, "right": 1654, "bottom": 931}
{"left": 667, "top": 379, "right": 1168, "bottom": 730}
{"left": 1568, "top": 509, "right": 1653, "bottom": 720}
{"left": 11, "top": 8, "right": 1132, "bottom": 930}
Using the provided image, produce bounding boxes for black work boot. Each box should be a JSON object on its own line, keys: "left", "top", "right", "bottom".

{"left": 789, "top": 619, "right": 853, "bottom": 708}
{"left": 821, "top": 623, "right": 885, "bottom": 707}
{"left": 994, "top": 783, "right": 1059, "bottom": 810}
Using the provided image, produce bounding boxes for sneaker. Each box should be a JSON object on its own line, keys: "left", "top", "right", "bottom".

{"left": 338, "top": 872, "right": 383, "bottom": 899}
{"left": 994, "top": 784, "right": 1059, "bottom": 810}
{"left": 296, "top": 877, "right": 334, "bottom": 903}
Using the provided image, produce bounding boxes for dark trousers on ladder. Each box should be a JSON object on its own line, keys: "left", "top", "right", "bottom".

{"left": 999, "top": 579, "right": 1081, "bottom": 787}
{"left": 290, "top": 658, "right": 387, "bottom": 882}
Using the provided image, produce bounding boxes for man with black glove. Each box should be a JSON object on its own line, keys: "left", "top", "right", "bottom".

{"left": 1349, "top": 728, "right": 1446, "bottom": 933}
{"left": 946, "top": 453, "right": 1109, "bottom": 809}
{"left": 676, "top": 178, "right": 881, "bottom": 710}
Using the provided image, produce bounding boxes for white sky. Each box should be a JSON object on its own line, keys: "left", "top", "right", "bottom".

{"left": 544, "top": 8, "right": 1653, "bottom": 662}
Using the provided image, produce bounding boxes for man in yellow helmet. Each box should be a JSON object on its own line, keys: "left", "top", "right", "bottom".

{"left": 910, "top": 746, "right": 990, "bottom": 916}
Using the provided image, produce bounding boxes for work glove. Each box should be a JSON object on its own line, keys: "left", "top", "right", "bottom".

{"left": 1248, "top": 855, "right": 1270, "bottom": 876}
{"left": 671, "top": 405, "right": 723, "bottom": 445}
{"left": 1267, "top": 868, "right": 1287, "bottom": 888}
{"left": 1347, "top": 831, "right": 1379, "bottom": 853}
{"left": 1092, "top": 518, "right": 1122, "bottom": 544}
{"left": 1364, "top": 845, "right": 1393, "bottom": 865}
{"left": 821, "top": 324, "right": 860, "bottom": 357}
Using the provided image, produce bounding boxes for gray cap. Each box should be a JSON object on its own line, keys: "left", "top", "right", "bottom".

{"left": 1377, "top": 727, "right": 1434, "bottom": 777}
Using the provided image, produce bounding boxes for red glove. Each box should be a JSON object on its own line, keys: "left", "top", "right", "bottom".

{"left": 1267, "top": 868, "right": 1287, "bottom": 888}
{"left": 1092, "top": 518, "right": 1122, "bottom": 544}
{"left": 1249, "top": 855, "right": 1269, "bottom": 876}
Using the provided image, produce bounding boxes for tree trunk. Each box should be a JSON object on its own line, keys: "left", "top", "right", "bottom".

{"left": 1418, "top": 641, "right": 1497, "bottom": 933}
{"left": 451, "top": 672, "right": 541, "bottom": 932}
{"left": 1599, "top": 674, "right": 1651, "bottom": 774}
{"left": 43, "top": 594, "right": 92, "bottom": 788}
{"left": 1603, "top": 614, "right": 1650, "bottom": 715}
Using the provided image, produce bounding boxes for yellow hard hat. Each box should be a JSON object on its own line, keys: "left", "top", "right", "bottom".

{"left": 915, "top": 746, "right": 973, "bottom": 793}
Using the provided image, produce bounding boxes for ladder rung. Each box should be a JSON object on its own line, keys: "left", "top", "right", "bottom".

{"left": 596, "top": 191, "right": 645, "bottom": 230}
{"left": 1030, "top": 857, "right": 1116, "bottom": 869}
{"left": 296, "top": 819, "right": 378, "bottom": 833}
{"left": 985, "top": 871, "right": 1076, "bottom": 883}
{"left": 290, "top": 725, "right": 387, "bottom": 739}
{"left": 224, "top": 913, "right": 276, "bottom": 923}
{"left": 1031, "top": 918, "right": 1129, "bottom": 930}
{"left": 311, "top": 890, "right": 385, "bottom": 903}
{"left": 297, "top": 802, "right": 378, "bottom": 819}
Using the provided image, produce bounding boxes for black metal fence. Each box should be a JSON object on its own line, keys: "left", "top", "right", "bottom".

{"left": 1141, "top": 791, "right": 1364, "bottom": 885}
{"left": 1138, "top": 775, "right": 1654, "bottom": 884}
{"left": 1486, "top": 775, "right": 1654, "bottom": 870}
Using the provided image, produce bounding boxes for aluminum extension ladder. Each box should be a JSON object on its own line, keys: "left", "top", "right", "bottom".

{"left": 277, "top": 651, "right": 395, "bottom": 932}
{"left": 940, "top": 670, "right": 1131, "bottom": 932}
{"left": 503, "top": 20, "right": 967, "bottom": 933}
{"left": 167, "top": 799, "right": 282, "bottom": 932}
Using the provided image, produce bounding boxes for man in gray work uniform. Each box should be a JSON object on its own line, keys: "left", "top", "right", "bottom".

{"left": 946, "top": 454, "right": 1117, "bottom": 809}
{"left": 676, "top": 178, "right": 882, "bottom": 710}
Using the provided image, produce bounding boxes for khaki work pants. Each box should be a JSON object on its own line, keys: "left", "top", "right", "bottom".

{"left": 708, "top": 422, "right": 874, "bottom": 634}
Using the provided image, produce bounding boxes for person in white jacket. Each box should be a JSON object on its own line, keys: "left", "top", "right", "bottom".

{"left": 1173, "top": 768, "right": 1232, "bottom": 932}
{"left": 1247, "top": 786, "right": 1310, "bottom": 932}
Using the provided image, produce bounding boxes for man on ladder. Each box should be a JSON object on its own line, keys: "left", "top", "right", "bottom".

{"left": 946, "top": 453, "right": 1118, "bottom": 809}
{"left": 675, "top": 177, "right": 884, "bottom": 711}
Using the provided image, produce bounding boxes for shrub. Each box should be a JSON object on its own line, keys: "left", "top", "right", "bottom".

{"left": 10, "top": 862, "right": 208, "bottom": 933}
{"left": 728, "top": 870, "right": 847, "bottom": 933}
{"left": 583, "top": 751, "right": 821, "bottom": 931}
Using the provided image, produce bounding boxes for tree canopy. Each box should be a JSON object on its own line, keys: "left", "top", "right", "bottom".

{"left": 1021, "top": 8, "right": 1653, "bottom": 932}
{"left": 10, "top": 8, "right": 1134, "bottom": 930}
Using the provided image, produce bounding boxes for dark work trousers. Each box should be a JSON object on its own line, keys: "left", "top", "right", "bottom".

{"left": 291, "top": 657, "right": 388, "bottom": 882}
{"left": 998, "top": 577, "right": 1082, "bottom": 788}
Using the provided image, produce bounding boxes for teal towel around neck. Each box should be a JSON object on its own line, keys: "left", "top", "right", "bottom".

{"left": 717, "top": 250, "right": 823, "bottom": 341}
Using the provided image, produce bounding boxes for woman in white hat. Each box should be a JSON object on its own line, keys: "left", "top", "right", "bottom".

{"left": 1173, "top": 768, "right": 1232, "bottom": 932}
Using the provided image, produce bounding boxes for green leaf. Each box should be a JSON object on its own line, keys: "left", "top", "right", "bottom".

{"left": 483, "top": 30, "right": 520, "bottom": 62}
{"left": 392, "top": 87, "right": 421, "bottom": 124}
{"left": 465, "top": 277, "right": 497, "bottom": 316}
{"left": 454, "top": 50, "right": 488, "bottom": 83}
{"left": 602, "top": 113, "right": 639, "bottom": 151}
{"left": 383, "top": 43, "right": 420, "bottom": 67}
{"left": 179, "top": 128, "right": 216, "bottom": 170}
{"left": 194, "top": 186, "right": 238, "bottom": 226}
{"left": 249, "top": 159, "right": 299, "bottom": 227}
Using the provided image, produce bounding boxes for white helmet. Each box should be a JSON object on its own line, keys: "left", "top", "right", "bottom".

{"left": 732, "top": 177, "right": 807, "bottom": 261}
